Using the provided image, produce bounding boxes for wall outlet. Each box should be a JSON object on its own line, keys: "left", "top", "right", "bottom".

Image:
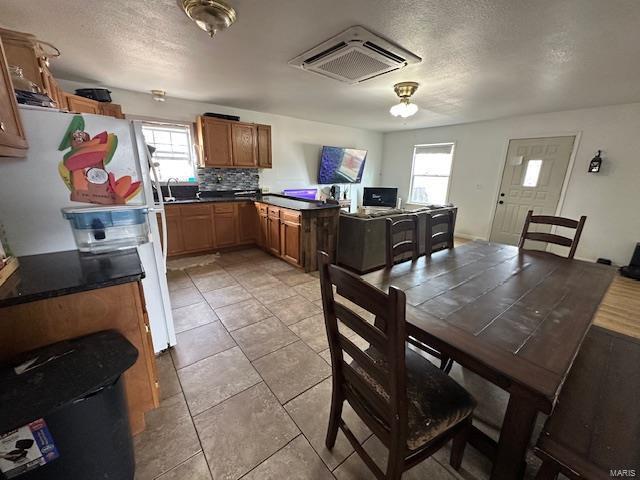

{"left": 262, "top": 186, "right": 271, "bottom": 193}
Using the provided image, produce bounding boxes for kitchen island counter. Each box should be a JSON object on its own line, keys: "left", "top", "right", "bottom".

{"left": 0, "top": 248, "right": 158, "bottom": 435}
{"left": 164, "top": 193, "right": 340, "bottom": 211}
{"left": 0, "top": 248, "right": 144, "bottom": 308}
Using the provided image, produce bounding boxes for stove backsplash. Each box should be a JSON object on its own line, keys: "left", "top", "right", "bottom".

{"left": 197, "top": 167, "right": 260, "bottom": 191}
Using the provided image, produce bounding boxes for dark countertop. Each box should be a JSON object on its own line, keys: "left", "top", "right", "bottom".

{"left": 165, "top": 194, "right": 341, "bottom": 211}
{"left": 0, "top": 249, "right": 145, "bottom": 308}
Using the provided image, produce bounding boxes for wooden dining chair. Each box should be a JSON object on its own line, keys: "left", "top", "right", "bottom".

{"left": 425, "top": 210, "right": 455, "bottom": 257}
{"left": 385, "top": 215, "right": 420, "bottom": 269}
{"left": 518, "top": 210, "right": 587, "bottom": 259}
{"left": 318, "top": 251, "right": 476, "bottom": 480}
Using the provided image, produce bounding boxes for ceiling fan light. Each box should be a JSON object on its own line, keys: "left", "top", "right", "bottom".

{"left": 389, "top": 81, "right": 419, "bottom": 118}
{"left": 178, "top": 0, "right": 237, "bottom": 37}
{"left": 390, "top": 100, "right": 418, "bottom": 118}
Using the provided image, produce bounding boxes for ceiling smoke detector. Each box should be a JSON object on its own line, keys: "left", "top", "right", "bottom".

{"left": 151, "top": 90, "right": 166, "bottom": 102}
{"left": 288, "top": 26, "right": 421, "bottom": 84}
{"left": 178, "top": 0, "right": 237, "bottom": 37}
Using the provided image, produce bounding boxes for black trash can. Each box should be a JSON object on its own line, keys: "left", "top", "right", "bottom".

{"left": 0, "top": 331, "right": 138, "bottom": 480}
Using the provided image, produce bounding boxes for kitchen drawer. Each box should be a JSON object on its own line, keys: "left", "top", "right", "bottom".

{"left": 281, "top": 209, "right": 301, "bottom": 224}
{"left": 165, "top": 205, "right": 181, "bottom": 217}
{"left": 267, "top": 206, "right": 280, "bottom": 219}
{"left": 256, "top": 203, "right": 268, "bottom": 216}
{"left": 180, "top": 204, "right": 211, "bottom": 216}
{"left": 214, "top": 203, "right": 235, "bottom": 214}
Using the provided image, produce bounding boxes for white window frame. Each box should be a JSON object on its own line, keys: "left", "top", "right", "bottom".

{"left": 141, "top": 121, "right": 197, "bottom": 184}
{"left": 408, "top": 142, "right": 456, "bottom": 205}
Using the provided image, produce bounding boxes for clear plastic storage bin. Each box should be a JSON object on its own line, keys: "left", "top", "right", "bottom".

{"left": 62, "top": 206, "right": 149, "bottom": 253}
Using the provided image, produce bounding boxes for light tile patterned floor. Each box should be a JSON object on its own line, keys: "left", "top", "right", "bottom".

{"left": 134, "top": 246, "right": 507, "bottom": 480}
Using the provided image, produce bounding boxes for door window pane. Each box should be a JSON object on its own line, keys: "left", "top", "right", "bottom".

{"left": 523, "top": 159, "right": 542, "bottom": 187}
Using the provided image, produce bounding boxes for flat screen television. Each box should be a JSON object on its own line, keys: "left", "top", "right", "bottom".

{"left": 318, "top": 146, "right": 367, "bottom": 184}
{"left": 363, "top": 187, "right": 398, "bottom": 208}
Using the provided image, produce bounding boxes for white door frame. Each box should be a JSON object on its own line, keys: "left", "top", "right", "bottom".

{"left": 487, "top": 131, "right": 582, "bottom": 242}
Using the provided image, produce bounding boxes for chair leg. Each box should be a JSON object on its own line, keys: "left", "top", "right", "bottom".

{"left": 440, "top": 356, "right": 454, "bottom": 374}
{"left": 386, "top": 448, "right": 405, "bottom": 480}
{"left": 325, "top": 386, "right": 343, "bottom": 449}
{"left": 535, "top": 459, "right": 561, "bottom": 480}
{"left": 450, "top": 418, "right": 471, "bottom": 471}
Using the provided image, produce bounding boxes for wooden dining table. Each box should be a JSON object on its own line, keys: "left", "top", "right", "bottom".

{"left": 361, "top": 241, "right": 616, "bottom": 480}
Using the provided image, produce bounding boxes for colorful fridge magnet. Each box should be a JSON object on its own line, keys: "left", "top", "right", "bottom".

{"left": 57, "top": 115, "right": 141, "bottom": 205}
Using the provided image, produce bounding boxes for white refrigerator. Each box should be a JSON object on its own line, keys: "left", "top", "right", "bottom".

{"left": 0, "top": 106, "right": 176, "bottom": 353}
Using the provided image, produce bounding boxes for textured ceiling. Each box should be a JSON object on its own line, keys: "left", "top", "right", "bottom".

{"left": 2, "top": 0, "right": 640, "bottom": 131}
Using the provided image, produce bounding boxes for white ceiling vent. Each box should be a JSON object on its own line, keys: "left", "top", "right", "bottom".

{"left": 288, "top": 26, "right": 421, "bottom": 84}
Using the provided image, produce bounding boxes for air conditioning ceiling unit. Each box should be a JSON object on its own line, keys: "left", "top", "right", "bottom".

{"left": 288, "top": 26, "right": 421, "bottom": 84}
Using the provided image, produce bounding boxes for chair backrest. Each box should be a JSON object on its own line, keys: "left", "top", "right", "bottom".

{"left": 425, "top": 210, "right": 455, "bottom": 256}
{"left": 518, "top": 210, "right": 587, "bottom": 259}
{"left": 385, "top": 214, "right": 419, "bottom": 268}
{"left": 317, "top": 250, "right": 408, "bottom": 446}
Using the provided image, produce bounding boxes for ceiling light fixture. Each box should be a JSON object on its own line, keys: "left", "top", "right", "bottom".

{"left": 178, "top": 0, "right": 237, "bottom": 37}
{"left": 151, "top": 90, "right": 166, "bottom": 102}
{"left": 390, "top": 81, "right": 419, "bottom": 118}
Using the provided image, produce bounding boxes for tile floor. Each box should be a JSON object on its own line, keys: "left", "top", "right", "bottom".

{"left": 134, "top": 246, "right": 539, "bottom": 480}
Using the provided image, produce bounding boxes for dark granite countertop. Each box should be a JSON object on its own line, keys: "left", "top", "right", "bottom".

{"left": 0, "top": 249, "right": 145, "bottom": 308}
{"left": 164, "top": 194, "right": 340, "bottom": 211}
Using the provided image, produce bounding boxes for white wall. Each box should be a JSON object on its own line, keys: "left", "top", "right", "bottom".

{"left": 59, "top": 80, "right": 383, "bottom": 207}
{"left": 381, "top": 102, "right": 640, "bottom": 265}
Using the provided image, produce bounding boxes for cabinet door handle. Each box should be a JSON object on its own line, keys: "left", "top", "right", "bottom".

{"left": 0, "top": 121, "right": 5, "bottom": 132}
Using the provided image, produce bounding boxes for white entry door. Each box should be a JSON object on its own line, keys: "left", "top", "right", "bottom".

{"left": 490, "top": 136, "right": 575, "bottom": 245}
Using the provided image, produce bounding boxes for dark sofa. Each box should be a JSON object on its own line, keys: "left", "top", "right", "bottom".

{"left": 336, "top": 206, "right": 457, "bottom": 273}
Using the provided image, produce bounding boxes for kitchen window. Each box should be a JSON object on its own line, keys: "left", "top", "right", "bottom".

{"left": 409, "top": 143, "right": 455, "bottom": 205}
{"left": 141, "top": 123, "right": 196, "bottom": 182}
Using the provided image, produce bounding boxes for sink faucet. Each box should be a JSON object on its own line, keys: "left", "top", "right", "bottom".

{"left": 165, "top": 177, "right": 179, "bottom": 202}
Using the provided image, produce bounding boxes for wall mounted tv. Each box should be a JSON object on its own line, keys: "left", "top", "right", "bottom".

{"left": 318, "top": 146, "right": 367, "bottom": 184}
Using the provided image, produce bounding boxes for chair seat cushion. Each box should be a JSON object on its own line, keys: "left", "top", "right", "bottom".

{"left": 351, "top": 345, "right": 475, "bottom": 451}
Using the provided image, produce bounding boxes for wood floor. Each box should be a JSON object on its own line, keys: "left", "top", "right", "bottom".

{"left": 593, "top": 275, "right": 640, "bottom": 339}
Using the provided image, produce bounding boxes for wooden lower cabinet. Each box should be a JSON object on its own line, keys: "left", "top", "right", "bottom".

{"left": 257, "top": 211, "right": 268, "bottom": 249}
{"left": 267, "top": 215, "right": 281, "bottom": 257}
{"left": 162, "top": 200, "right": 337, "bottom": 272}
{"left": 279, "top": 210, "right": 302, "bottom": 266}
{"left": 163, "top": 208, "right": 185, "bottom": 256}
{"left": 0, "top": 282, "right": 159, "bottom": 435}
{"left": 182, "top": 214, "right": 214, "bottom": 251}
{"left": 214, "top": 213, "right": 236, "bottom": 247}
{"left": 237, "top": 202, "right": 258, "bottom": 244}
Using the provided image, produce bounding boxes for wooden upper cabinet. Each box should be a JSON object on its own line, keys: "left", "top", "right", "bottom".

{"left": 231, "top": 123, "right": 257, "bottom": 167}
{"left": 64, "top": 93, "right": 101, "bottom": 114}
{"left": 0, "top": 28, "right": 45, "bottom": 93}
{"left": 197, "top": 116, "right": 271, "bottom": 169}
{"left": 0, "top": 37, "right": 28, "bottom": 158}
{"left": 100, "top": 103, "right": 125, "bottom": 119}
{"left": 257, "top": 124, "right": 272, "bottom": 168}
{"left": 198, "top": 117, "right": 233, "bottom": 167}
